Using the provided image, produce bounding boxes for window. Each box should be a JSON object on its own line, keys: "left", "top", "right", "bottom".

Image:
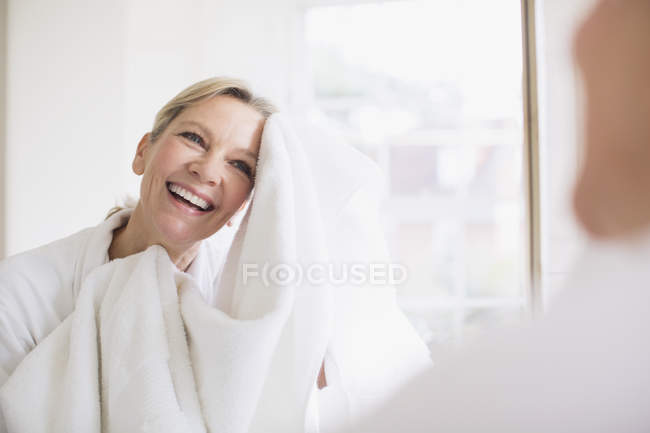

{"left": 298, "top": 0, "right": 531, "bottom": 355}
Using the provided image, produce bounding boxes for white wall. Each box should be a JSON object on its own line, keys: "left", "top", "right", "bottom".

{"left": 537, "top": 0, "right": 597, "bottom": 304}
{"left": 6, "top": 0, "right": 126, "bottom": 257}
{"left": 4, "top": 0, "right": 299, "bottom": 257}
{"left": 0, "top": 0, "right": 6, "bottom": 259}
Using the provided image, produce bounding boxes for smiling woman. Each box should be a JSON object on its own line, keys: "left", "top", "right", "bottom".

{"left": 0, "top": 77, "right": 432, "bottom": 433}
{"left": 0, "top": 76, "right": 279, "bottom": 420}
{"left": 108, "top": 83, "right": 272, "bottom": 272}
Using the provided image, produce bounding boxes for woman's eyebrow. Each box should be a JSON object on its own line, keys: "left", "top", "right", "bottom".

{"left": 177, "top": 120, "right": 213, "bottom": 142}
{"left": 240, "top": 149, "right": 258, "bottom": 161}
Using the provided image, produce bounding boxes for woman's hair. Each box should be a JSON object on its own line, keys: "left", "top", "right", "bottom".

{"left": 150, "top": 77, "right": 277, "bottom": 142}
{"left": 106, "top": 77, "right": 276, "bottom": 220}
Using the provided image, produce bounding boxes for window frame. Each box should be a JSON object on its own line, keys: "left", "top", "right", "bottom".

{"left": 521, "top": 0, "right": 542, "bottom": 315}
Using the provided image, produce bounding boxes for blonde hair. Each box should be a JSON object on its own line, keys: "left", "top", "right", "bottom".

{"left": 106, "top": 77, "right": 276, "bottom": 220}
{"left": 150, "top": 77, "right": 277, "bottom": 142}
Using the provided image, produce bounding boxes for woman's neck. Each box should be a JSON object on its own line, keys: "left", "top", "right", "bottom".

{"left": 108, "top": 205, "right": 200, "bottom": 272}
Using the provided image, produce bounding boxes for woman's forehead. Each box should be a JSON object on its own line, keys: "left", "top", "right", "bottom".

{"left": 180, "top": 95, "right": 263, "bottom": 125}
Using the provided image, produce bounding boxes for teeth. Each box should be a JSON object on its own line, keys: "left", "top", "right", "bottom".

{"left": 168, "top": 183, "right": 210, "bottom": 210}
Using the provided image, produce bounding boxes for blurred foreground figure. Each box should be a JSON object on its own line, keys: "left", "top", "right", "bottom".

{"left": 347, "top": 1, "right": 650, "bottom": 432}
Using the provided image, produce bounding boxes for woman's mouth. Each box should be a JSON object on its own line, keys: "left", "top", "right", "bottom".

{"left": 166, "top": 182, "right": 214, "bottom": 213}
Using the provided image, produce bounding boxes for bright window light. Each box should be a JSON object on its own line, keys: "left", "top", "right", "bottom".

{"left": 304, "top": 0, "right": 526, "bottom": 355}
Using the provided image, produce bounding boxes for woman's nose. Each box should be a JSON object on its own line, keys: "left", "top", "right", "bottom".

{"left": 189, "top": 157, "right": 223, "bottom": 187}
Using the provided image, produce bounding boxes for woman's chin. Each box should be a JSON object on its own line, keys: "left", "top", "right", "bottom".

{"left": 154, "top": 216, "right": 202, "bottom": 247}
{"left": 151, "top": 210, "right": 226, "bottom": 248}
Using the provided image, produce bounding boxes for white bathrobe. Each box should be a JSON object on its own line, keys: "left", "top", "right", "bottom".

{"left": 0, "top": 114, "right": 431, "bottom": 433}
{"left": 346, "top": 232, "right": 650, "bottom": 433}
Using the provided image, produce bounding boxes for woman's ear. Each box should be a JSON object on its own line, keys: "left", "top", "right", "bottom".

{"left": 132, "top": 133, "right": 152, "bottom": 176}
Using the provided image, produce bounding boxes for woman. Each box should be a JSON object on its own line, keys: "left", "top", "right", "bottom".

{"left": 0, "top": 77, "right": 274, "bottom": 380}
{"left": 108, "top": 79, "right": 271, "bottom": 271}
{"left": 0, "top": 77, "right": 431, "bottom": 432}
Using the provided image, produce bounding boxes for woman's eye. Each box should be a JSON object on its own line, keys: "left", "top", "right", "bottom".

{"left": 231, "top": 160, "right": 253, "bottom": 179}
{"left": 179, "top": 131, "right": 205, "bottom": 147}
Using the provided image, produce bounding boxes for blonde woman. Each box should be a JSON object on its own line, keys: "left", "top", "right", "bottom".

{"left": 0, "top": 77, "right": 271, "bottom": 378}
{"left": 0, "top": 77, "right": 431, "bottom": 432}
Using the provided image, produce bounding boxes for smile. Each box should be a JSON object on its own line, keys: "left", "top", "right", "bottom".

{"left": 166, "top": 182, "right": 214, "bottom": 212}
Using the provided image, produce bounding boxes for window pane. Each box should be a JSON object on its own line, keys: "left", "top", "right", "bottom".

{"left": 305, "top": 0, "right": 527, "bottom": 351}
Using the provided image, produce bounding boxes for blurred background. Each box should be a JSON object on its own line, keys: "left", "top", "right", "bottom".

{"left": 0, "top": 0, "right": 598, "bottom": 355}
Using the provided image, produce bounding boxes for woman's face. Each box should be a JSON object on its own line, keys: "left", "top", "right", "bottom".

{"left": 132, "top": 95, "right": 264, "bottom": 248}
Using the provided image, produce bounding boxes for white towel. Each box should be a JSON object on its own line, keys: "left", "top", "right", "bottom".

{"left": 0, "top": 113, "right": 430, "bottom": 433}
